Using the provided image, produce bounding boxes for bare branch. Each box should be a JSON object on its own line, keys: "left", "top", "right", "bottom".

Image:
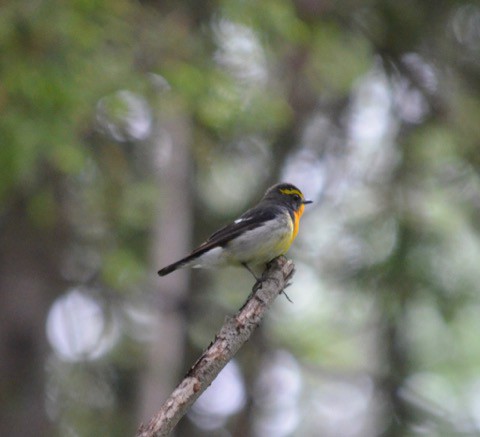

{"left": 136, "top": 256, "right": 296, "bottom": 437}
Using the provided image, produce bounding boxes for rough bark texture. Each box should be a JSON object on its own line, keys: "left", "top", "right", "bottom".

{"left": 136, "top": 256, "right": 295, "bottom": 437}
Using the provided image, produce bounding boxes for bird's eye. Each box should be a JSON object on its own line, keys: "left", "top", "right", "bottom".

{"left": 292, "top": 194, "right": 301, "bottom": 202}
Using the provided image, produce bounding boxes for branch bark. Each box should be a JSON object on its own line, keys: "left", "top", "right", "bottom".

{"left": 136, "top": 256, "right": 295, "bottom": 437}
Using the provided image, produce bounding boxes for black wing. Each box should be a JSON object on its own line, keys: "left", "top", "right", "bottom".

{"left": 204, "top": 205, "right": 277, "bottom": 245}
{"left": 158, "top": 206, "right": 277, "bottom": 276}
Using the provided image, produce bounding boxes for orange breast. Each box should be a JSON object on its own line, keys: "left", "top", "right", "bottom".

{"left": 292, "top": 204, "right": 305, "bottom": 241}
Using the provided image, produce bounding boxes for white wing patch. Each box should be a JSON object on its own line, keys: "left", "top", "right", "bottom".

{"left": 234, "top": 217, "right": 246, "bottom": 224}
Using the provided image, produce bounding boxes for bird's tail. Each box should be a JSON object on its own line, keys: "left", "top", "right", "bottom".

{"left": 157, "top": 245, "right": 212, "bottom": 276}
{"left": 157, "top": 257, "right": 191, "bottom": 276}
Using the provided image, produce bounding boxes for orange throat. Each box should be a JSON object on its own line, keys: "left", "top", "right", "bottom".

{"left": 292, "top": 204, "right": 305, "bottom": 240}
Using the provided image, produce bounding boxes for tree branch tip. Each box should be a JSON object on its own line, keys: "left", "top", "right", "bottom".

{"left": 137, "top": 254, "right": 296, "bottom": 436}
{"left": 283, "top": 259, "right": 295, "bottom": 274}
{"left": 282, "top": 290, "right": 294, "bottom": 303}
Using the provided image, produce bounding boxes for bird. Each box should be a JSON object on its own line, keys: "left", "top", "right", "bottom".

{"left": 158, "top": 182, "right": 312, "bottom": 280}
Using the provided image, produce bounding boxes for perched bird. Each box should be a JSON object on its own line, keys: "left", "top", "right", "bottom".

{"left": 158, "top": 182, "right": 312, "bottom": 279}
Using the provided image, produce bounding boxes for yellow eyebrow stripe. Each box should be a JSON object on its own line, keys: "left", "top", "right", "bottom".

{"left": 279, "top": 188, "right": 303, "bottom": 198}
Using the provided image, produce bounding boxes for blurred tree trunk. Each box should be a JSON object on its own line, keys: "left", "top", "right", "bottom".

{"left": 0, "top": 196, "right": 66, "bottom": 437}
{"left": 137, "top": 108, "right": 193, "bottom": 427}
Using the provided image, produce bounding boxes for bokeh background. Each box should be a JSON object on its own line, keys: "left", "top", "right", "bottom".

{"left": 2, "top": 0, "right": 480, "bottom": 436}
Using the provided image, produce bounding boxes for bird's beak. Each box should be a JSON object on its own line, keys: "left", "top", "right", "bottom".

{"left": 303, "top": 199, "right": 313, "bottom": 205}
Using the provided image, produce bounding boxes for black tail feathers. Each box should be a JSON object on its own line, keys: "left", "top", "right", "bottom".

{"left": 157, "top": 250, "right": 205, "bottom": 276}
{"left": 157, "top": 241, "right": 219, "bottom": 276}
{"left": 157, "top": 259, "right": 187, "bottom": 276}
